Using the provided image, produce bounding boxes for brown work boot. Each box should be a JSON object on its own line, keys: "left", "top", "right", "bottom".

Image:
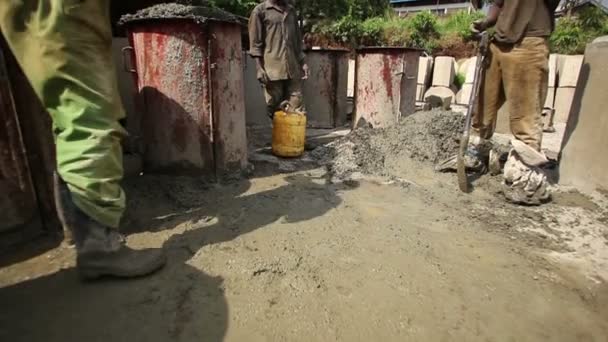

{"left": 54, "top": 174, "right": 166, "bottom": 280}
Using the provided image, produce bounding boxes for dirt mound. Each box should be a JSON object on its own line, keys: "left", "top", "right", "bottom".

{"left": 313, "top": 110, "right": 464, "bottom": 180}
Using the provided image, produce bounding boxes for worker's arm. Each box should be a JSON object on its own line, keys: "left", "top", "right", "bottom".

{"left": 248, "top": 7, "right": 270, "bottom": 84}
{"left": 473, "top": 0, "right": 503, "bottom": 32}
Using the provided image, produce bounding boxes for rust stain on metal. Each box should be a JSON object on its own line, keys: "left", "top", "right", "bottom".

{"left": 355, "top": 48, "right": 421, "bottom": 128}
{"left": 381, "top": 54, "right": 393, "bottom": 99}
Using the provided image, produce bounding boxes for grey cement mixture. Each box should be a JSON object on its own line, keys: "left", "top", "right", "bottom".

{"left": 119, "top": 2, "right": 243, "bottom": 26}
{"left": 313, "top": 110, "right": 465, "bottom": 181}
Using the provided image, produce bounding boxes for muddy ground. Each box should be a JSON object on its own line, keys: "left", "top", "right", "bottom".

{"left": 1, "top": 111, "right": 608, "bottom": 341}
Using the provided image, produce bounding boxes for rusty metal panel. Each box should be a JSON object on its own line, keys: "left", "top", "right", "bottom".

{"left": 303, "top": 49, "right": 350, "bottom": 128}
{"left": 244, "top": 53, "right": 269, "bottom": 127}
{"left": 129, "top": 20, "right": 214, "bottom": 174}
{"left": 354, "top": 48, "right": 420, "bottom": 128}
{"left": 0, "top": 47, "right": 38, "bottom": 233}
{"left": 210, "top": 23, "right": 248, "bottom": 178}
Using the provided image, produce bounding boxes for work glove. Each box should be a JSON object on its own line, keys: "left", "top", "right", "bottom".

{"left": 257, "top": 67, "right": 270, "bottom": 84}
{"left": 470, "top": 19, "right": 488, "bottom": 34}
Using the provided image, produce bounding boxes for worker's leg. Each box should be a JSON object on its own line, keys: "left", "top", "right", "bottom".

{"left": 0, "top": 0, "right": 125, "bottom": 228}
{"left": 263, "top": 80, "right": 286, "bottom": 119}
{"left": 0, "top": 0, "right": 165, "bottom": 279}
{"left": 501, "top": 37, "right": 549, "bottom": 151}
{"left": 472, "top": 42, "right": 506, "bottom": 140}
{"left": 287, "top": 78, "right": 305, "bottom": 113}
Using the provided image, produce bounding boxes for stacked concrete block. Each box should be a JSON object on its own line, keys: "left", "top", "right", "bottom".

{"left": 554, "top": 55, "right": 584, "bottom": 124}
{"left": 424, "top": 86, "right": 456, "bottom": 110}
{"left": 347, "top": 58, "right": 355, "bottom": 98}
{"left": 416, "top": 56, "right": 434, "bottom": 103}
{"left": 544, "top": 54, "right": 558, "bottom": 109}
{"left": 432, "top": 56, "right": 456, "bottom": 87}
{"left": 455, "top": 57, "right": 476, "bottom": 106}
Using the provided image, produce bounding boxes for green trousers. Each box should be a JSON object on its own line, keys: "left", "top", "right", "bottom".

{"left": 0, "top": 0, "right": 126, "bottom": 228}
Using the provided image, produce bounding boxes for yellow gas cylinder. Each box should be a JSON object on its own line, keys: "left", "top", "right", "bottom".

{"left": 272, "top": 108, "right": 307, "bottom": 158}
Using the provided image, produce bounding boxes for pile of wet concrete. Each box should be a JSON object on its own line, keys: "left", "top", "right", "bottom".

{"left": 312, "top": 110, "right": 465, "bottom": 181}
{"left": 119, "top": 1, "right": 243, "bottom": 26}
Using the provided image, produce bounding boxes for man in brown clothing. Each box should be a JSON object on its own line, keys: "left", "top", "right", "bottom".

{"left": 249, "top": 0, "right": 308, "bottom": 119}
{"left": 468, "top": 0, "right": 559, "bottom": 204}
{"left": 472, "top": 0, "right": 559, "bottom": 151}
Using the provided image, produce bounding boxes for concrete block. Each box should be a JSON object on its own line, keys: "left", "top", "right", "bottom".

{"left": 463, "top": 57, "right": 477, "bottom": 84}
{"left": 416, "top": 84, "right": 427, "bottom": 102}
{"left": 417, "top": 56, "right": 434, "bottom": 84}
{"left": 432, "top": 56, "right": 456, "bottom": 87}
{"left": 456, "top": 84, "right": 473, "bottom": 105}
{"left": 548, "top": 54, "right": 558, "bottom": 87}
{"left": 424, "top": 86, "right": 455, "bottom": 109}
{"left": 348, "top": 59, "right": 355, "bottom": 97}
{"left": 456, "top": 58, "right": 467, "bottom": 74}
{"left": 560, "top": 38, "right": 608, "bottom": 191}
{"left": 558, "top": 55, "right": 584, "bottom": 87}
{"left": 544, "top": 86, "right": 556, "bottom": 109}
{"left": 554, "top": 87, "right": 576, "bottom": 124}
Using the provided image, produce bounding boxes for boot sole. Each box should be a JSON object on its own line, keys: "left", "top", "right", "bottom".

{"left": 78, "top": 260, "right": 166, "bottom": 281}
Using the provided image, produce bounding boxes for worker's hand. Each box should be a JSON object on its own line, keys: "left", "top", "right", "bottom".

{"left": 256, "top": 67, "right": 270, "bottom": 85}
{"left": 302, "top": 63, "right": 309, "bottom": 80}
{"left": 470, "top": 19, "right": 488, "bottom": 34}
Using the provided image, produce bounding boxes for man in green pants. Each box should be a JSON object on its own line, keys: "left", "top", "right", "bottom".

{"left": 0, "top": 0, "right": 165, "bottom": 279}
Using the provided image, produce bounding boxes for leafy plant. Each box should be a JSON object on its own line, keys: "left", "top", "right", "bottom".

{"left": 359, "top": 17, "right": 384, "bottom": 46}
{"left": 408, "top": 11, "right": 440, "bottom": 50}
{"left": 454, "top": 72, "right": 466, "bottom": 90}
{"left": 439, "top": 10, "right": 485, "bottom": 41}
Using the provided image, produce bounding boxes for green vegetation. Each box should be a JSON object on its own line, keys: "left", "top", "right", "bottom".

{"left": 208, "top": 0, "right": 607, "bottom": 56}
{"left": 551, "top": 7, "right": 608, "bottom": 54}
{"left": 454, "top": 72, "right": 466, "bottom": 90}
{"left": 308, "top": 11, "right": 485, "bottom": 57}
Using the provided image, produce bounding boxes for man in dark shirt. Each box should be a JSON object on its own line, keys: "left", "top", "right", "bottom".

{"left": 249, "top": 0, "right": 308, "bottom": 118}
{"left": 472, "top": 0, "right": 559, "bottom": 151}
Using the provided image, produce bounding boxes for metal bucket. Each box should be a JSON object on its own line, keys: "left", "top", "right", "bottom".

{"left": 124, "top": 18, "right": 248, "bottom": 178}
{"left": 354, "top": 47, "right": 421, "bottom": 128}
{"left": 303, "top": 49, "right": 350, "bottom": 128}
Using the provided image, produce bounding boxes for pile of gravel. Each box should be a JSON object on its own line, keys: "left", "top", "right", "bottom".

{"left": 312, "top": 110, "right": 464, "bottom": 180}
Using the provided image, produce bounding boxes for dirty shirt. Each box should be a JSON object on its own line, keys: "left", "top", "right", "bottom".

{"left": 494, "top": 0, "right": 558, "bottom": 44}
{"left": 249, "top": 1, "right": 305, "bottom": 81}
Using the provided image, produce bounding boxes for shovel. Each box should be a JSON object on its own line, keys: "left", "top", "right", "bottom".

{"left": 458, "top": 32, "right": 490, "bottom": 193}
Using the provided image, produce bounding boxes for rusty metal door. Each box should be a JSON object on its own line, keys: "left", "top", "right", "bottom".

{"left": 0, "top": 47, "right": 39, "bottom": 235}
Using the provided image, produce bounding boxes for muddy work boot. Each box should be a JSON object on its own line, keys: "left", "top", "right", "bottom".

{"left": 436, "top": 138, "right": 490, "bottom": 173}
{"left": 54, "top": 174, "right": 166, "bottom": 280}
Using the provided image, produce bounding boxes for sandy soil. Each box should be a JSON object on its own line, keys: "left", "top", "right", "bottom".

{"left": 1, "top": 116, "right": 608, "bottom": 341}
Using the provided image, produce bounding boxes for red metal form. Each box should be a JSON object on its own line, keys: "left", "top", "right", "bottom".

{"left": 303, "top": 49, "right": 350, "bottom": 128}
{"left": 0, "top": 46, "right": 38, "bottom": 233}
{"left": 355, "top": 48, "right": 421, "bottom": 128}
{"left": 126, "top": 19, "right": 247, "bottom": 177}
